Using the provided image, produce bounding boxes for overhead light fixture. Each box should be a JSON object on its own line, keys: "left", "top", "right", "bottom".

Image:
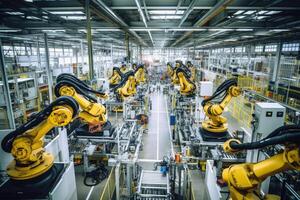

{"left": 241, "top": 35, "right": 254, "bottom": 38}
{"left": 224, "top": 38, "right": 238, "bottom": 42}
{"left": 61, "top": 16, "right": 86, "bottom": 20}
{"left": 0, "top": 29, "right": 21, "bottom": 32}
{"left": 50, "top": 11, "right": 84, "bottom": 15}
{"left": 5, "top": 12, "right": 23, "bottom": 15}
{"left": 269, "top": 29, "right": 290, "bottom": 32}
{"left": 234, "top": 10, "right": 244, "bottom": 15}
{"left": 244, "top": 10, "right": 256, "bottom": 15}
{"left": 236, "top": 15, "right": 245, "bottom": 19}
{"left": 266, "top": 11, "right": 281, "bottom": 15}
{"left": 254, "top": 31, "right": 271, "bottom": 36}
{"left": 209, "top": 28, "right": 233, "bottom": 31}
{"left": 257, "top": 10, "right": 268, "bottom": 14}
{"left": 150, "top": 15, "right": 182, "bottom": 19}
{"left": 236, "top": 28, "right": 253, "bottom": 31}
{"left": 257, "top": 16, "right": 267, "bottom": 20}
{"left": 42, "top": 29, "right": 65, "bottom": 32}
{"left": 149, "top": 10, "right": 184, "bottom": 15}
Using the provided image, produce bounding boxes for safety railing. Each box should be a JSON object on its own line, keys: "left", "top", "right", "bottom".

{"left": 228, "top": 95, "right": 254, "bottom": 129}
{"left": 100, "top": 167, "right": 116, "bottom": 200}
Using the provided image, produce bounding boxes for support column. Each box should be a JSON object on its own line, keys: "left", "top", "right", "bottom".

{"left": 80, "top": 40, "right": 84, "bottom": 76}
{"left": 86, "top": 0, "right": 94, "bottom": 80}
{"left": 111, "top": 43, "right": 113, "bottom": 64}
{"left": 0, "top": 39, "right": 15, "bottom": 129}
{"left": 125, "top": 32, "right": 130, "bottom": 63}
{"left": 37, "top": 38, "right": 41, "bottom": 70}
{"left": 272, "top": 41, "right": 283, "bottom": 85}
{"left": 139, "top": 45, "right": 142, "bottom": 63}
{"left": 44, "top": 33, "right": 53, "bottom": 102}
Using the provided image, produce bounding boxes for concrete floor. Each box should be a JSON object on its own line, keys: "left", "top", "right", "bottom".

{"left": 139, "top": 92, "right": 172, "bottom": 161}
{"left": 75, "top": 165, "right": 108, "bottom": 200}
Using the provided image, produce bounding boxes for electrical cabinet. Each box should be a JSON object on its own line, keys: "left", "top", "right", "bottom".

{"left": 253, "top": 102, "right": 286, "bottom": 138}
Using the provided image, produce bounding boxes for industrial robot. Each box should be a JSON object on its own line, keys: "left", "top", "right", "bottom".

{"left": 176, "top": 67, "right": 196, "bottom": 96}
{"left": 109, "top": 67, "right": 123, "bottom": 88}
{"left": 222, "top": 125, "right": 300, "bottom": 200}
{"left": 55, "top": 73, "right": 112, "bottom": 135}
{"left": 112, "top": 70, "right": 137, "bottom": 102}
{"left": 171, "top": 60, "right": 182, "bottom": 85}
{"left": 167, "top": 62, "right": 174, "bottom": 78}
{"left": 0, "top": 96, "right": 79, "bottom": 197}
{"left": 186, "top": 61, "right": 196, "bottom": 81}
{"left": 200, "top": 78, "right": 241, "bottom": 141}
{"left": 134, "top": 64, "right": 147, "bottom": 85}
{"left": 120, "top": 63, "right": 128, "bottom": 73}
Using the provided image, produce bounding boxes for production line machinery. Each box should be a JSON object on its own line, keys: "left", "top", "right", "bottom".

{"left": 200, "top": 78, "right": 241, "bottom": 142}
{"left": 222, "top": 125, "right": 300, "bottom": 200}
{"left": 0, "top": 96, "right": 79, "bottom": 199}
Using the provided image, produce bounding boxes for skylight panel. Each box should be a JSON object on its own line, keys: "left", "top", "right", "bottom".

{"left": 61, "top": 16, "right": 86, "bottom": 20}
{"left": 50, "top": 11, "right": 84, "bottom": 15}
{"left": 266, "top": 11, "right": 281, "bottom": 15}
{"left": 150, "top": 15, "right": 182, "bottom": 20}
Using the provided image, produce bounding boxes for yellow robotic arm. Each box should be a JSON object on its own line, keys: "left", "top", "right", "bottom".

{"left": 1, "top": 97, "right": 79, "bottom": 180}
{"left": 55, "top": 74, "right": 109, "bottom": 131}
{"left": 134, "top": 64, "right": 147, "bottom": 84}
{"left": 109, "top": 67, "right": 123, "bottom": 87}
{"left": 112, "top": 71, "right": 137, "bottom": 101}
{"left": 201, "top": 78, "right": 241, "bottom": 135}
{"left": 222, "top": 125, "right": 300, "bottom": 200}
{"left": 167, "top": 63, "right": 174, "bottom": 77}
{"left": 176, "top": 67, "right": 196, "bottom": 96}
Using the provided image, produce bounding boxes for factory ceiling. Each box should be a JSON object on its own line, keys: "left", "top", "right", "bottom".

{"left": 0, "top": 0, "right": 300, "bottom": 48}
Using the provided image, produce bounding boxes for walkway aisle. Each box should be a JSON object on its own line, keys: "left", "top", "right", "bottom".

{"left": 139, "top": 91, "right": 172, "bottom": 161}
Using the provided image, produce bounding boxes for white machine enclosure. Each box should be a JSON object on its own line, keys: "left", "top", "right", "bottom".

{"left": 250, "top": 102, "right": 286, "bottom": 195}
{"left": 253, "top": 102, "right": 286, "bottom": 139}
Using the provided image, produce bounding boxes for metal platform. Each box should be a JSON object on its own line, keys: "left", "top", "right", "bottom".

{"left": 137, "top": 170, "right": 170, "bottom": 199}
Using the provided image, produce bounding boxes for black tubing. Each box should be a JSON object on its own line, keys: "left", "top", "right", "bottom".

{"left": 229, "top": 125, "right": 300, "bottom": 150}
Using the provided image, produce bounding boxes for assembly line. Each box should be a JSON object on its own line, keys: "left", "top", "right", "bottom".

{"left": 0, "top": 0, "right": 300, "bottom": 200}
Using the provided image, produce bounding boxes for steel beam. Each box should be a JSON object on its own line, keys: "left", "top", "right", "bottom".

{"left": 91, "top": 0, "right": 148, "bottom": 46}
{"left": 43, "top": 33, "right": 53, "bottom": 102}
{"left": 110, "top": 6, "right": 300, "bottom": 10}
{"left": 171, "top": 0, "right": 234, "bottom": 47}
{"left": 86, "top": 0, "right": 94, "bottom": 80}
{"left": 134, "top": 0, "right": 154, "bottom": 46}
{"left": 178, "top": 0, "right": 197, "bottom": 28}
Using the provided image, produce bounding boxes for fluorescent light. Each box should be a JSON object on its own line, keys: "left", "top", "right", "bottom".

{"left": 234, "top": 10, "right": 244, "bottom": 15}
{"left": 26, "top": 16, "right": 40, "bottom": 20}
{"left": 224, "top": 38, "right": 238, "bottom": 42}
{"left": 61, "top": 16, "right": 86, "bottom": 20}
{"left": 42, "top": 29, "right": 65, "bottom": 32}
{"left": 5, "top": 12, "right": 23, "bottom": 15}
{"left": 258, "top": 10, "right": 268, "bottom": 14}
{"left": 254, "top": 31, "right": 271, "bottom": 36}
{"left": 257, "top": 16, "right": 267, "bottom": 20}
{"left": 269, "top": 29, "right": 290, "bottom": 32}
{"left": 0, "top": 29, "right": 21, "bottom": 32}
{"left": 50, "top": 11, "right": 84, "bottom": 15}
{"left": 209, "top": 28, "right": 233, "bottom": 31}
{"left": 241, "top": 35, "right": 254, "bottom": 38}
{"left": 236, "top": 28, "right": 253, "bottom": 31}
{"left": 266, "top": 11, "right": 281, "bottom": 15}
{"left": 236, "top": 15, "right": 245, "bottom": 19}
{"left": 244, "top": 10, "right": 256, "bottom": 15}
{"left": 148, "top": 10, "right": 184, "bottom": 15}
{"left": 150, "top": 15, "right": 182, "bottom": 19}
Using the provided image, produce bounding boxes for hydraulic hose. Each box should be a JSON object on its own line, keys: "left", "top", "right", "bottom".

{"left": 201, "top": 78, "right": 237, "bottom": 106}
{"left": 1, "top": 96, "right": 79, "bottom": 153}
{"left": 228, "top": 125, "right": 300, "bottom": 151}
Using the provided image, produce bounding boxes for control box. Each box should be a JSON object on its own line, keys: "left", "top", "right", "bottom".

{"left": 254, "top": 102, "right": 285, "bottom": 138}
